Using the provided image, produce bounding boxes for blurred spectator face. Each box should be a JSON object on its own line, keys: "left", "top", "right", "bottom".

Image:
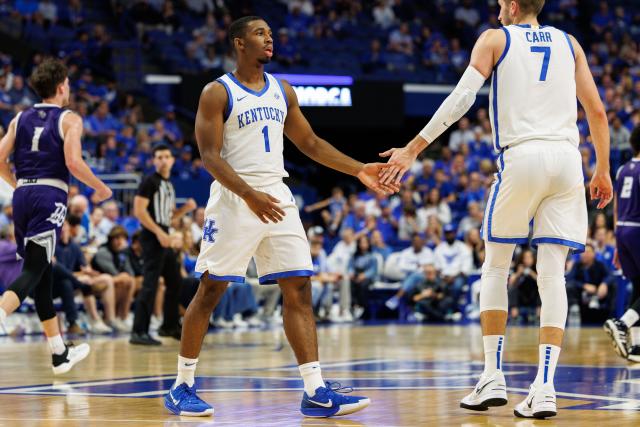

{"left": 411, "top": 234, "right": 424, "bottom": 251}
{"left": 400, "top": 189, "right": 413, "bottom": 205}
{"left": 111, "top": 234, "right": 128, "bottom": 251}
{"left": 358, "top": 236, "right": 370, "bottom": 252}
{"left": 522, "top": 250, "right": 535, "bottom": 268}
{"left": 310, "top": 239, "right": 323, "bottom": 257}
{"left": 428, "top": 188, "right": 440, "bottom": 204}
{"left": 594, "top": 213, "right": 607, "bottom": 229}
{"left": 341, "top": 228, "right": 355, "bottom": 244}
{"left": 69, "top": 194, "right": 89, "bottom": 217}
{"left": 469, "top": 172, "right": 482, "bottom": 190}
{"left": 371, "top": 230, "right": 384, "bottom": 246}
{"left": 107, "top": 136, "right": 117, "bottom": 150}
{"left": 355, "top": 202, "right": 366, "bottom": 218}
{"left": 68, "top": 184, "right": 79, "bottom": 199}
{"left": 444, "top": 229, "right": 456, "bottom": 244}
{"left": 594, "top": 227, "right": 607, "bottom": 246}
{"left": 194, "top": 207, "right": 205, "bottom": 227}
{"left": 103, "top": 202, "right": 119, "bottom": 222}
{"left": 91, "top": 207, "right": 104, "bottom": 226}
{"left": 331, "top": 187, "right": 344, "bottom": 199}
{"left": 122, "top": 125, "right": 134, "bottom": 138}
{"left": 422, "top": 160, "right": 433, "bottom": 176}
{"left": 371, "top": 39, "right": 381, "bottom": 52}
{"left": 13, "top": 75, "right": 23, "bottom": 90}
{"left": 424, "top": 264, "right": 437, "bottom": 281}
{"left": 60, "top": 221, "right": 71, "bottom": 243}
{"left": 580, "top": 245, "right": 596, "bottom": 265}
{"left": 400, "top": 22, "right": 409, "bottom": 35}
{"left": 96, "top": 101, "right": 109, "bottom": 117}
{"left": 459, "top": 117, "right": 470, "bottom": 130}
{"left": 468, "top": 202, "right": 481, "bottom": 218}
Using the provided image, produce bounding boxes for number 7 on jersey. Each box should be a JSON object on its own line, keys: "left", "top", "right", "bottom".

{"left": 530, "top": 46, "right": 551, "bottom": 82}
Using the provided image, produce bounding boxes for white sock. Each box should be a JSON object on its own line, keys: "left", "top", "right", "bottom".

{"left": 620, "top": 309, "right": 640, "bottom": 328}
{"left": 533, "top": 344, "right": 561, "bottom": 386}
{"left": 175, "top": 355, "right": 198, "bottom": 388}
{"left": 299, "top": 361, "right": 325, "bottom": 396}
{"left": 631, "top": 327, "right": 640, "bottom": 346}
{"left": 482, "top": 335, "right": 504, "bottom": 375}
{"left": 47, "top": 334, "right": 66, "bottom": 355}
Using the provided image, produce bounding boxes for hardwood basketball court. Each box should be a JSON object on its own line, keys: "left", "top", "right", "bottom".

{"left": 0, "top": 324, "right": 639, "bottom": 426}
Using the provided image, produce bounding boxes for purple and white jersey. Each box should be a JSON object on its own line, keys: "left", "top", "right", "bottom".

{"left": 13, "top": 103, "right": 70, "bottom": 183}
{"left": 616, "top": 158, "right": 640, "bottom": 225}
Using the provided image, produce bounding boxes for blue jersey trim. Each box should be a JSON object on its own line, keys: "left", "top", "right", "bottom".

{"left": 491, "top": 70, "right": 500, "bottom": 151}
{"left": 208, "top": 274, "right": 245, "bottom": 283}
{"left": 485, "top": 151, "right": 530, "bottom": 245}
{"left": 259, "top": 269, "right": 314, "bottom": 285}
{"left": 531, "top": 237, "right": 585, "bottom": 253}
{"left": 495, "top": 27, "right": 511, "bottom": 68}
{"left": 562, "top": 31, "right": 575, "bottom": 60}
{"left": 226, "top": 72, "right": 271, "bottom": 97}
{"left": 275, "top": 78, "right": 289, "bottom": 109}
{"left": 515, "top": 24, "right": 531, "bottom": 28}
{"left": 216, "top": 78, "right": 233, "bottom": 122}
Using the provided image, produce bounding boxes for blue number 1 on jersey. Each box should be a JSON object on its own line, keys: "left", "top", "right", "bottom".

{"left": 530, "top": 46, "right": 551, "bottom": 81}
{"left": 261, "top": 125, "right": 271, "bottom": 152}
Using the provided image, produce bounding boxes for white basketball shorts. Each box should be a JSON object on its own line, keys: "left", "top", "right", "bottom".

{"left": 195, "top": 180, "right": 314, "bottom": 284}
{"left": 481, "top": 140, "right": 588, "bottom": 252}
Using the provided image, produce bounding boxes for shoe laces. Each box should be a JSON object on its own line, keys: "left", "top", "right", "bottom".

{"left": 325, "top": 381, "right": 353, "bottom": 394}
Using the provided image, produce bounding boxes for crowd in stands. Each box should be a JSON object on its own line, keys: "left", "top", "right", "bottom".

{"left": 0, "top": 0, "right": 637, "bottom": 336}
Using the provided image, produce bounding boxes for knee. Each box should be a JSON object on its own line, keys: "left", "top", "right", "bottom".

{"left": 198, "top": 274, "right": 228, "bottom": 302}
{"left": 279, "top": 278, "right": 312, "bottom": 307}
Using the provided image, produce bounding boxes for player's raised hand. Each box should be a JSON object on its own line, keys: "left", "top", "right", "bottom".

{"left": 244, "top": 189, "right": 286, "bottom": 224}
{"left": 379, "top": 146, "right": 418, "bottom": 185}
{"left": 589, "top": 168, "right": 613, "bottom": 209}
{"left": 357, "top": 163, "right": 401, "bottom": 196}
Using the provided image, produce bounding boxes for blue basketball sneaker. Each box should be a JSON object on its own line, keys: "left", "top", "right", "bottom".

{"left": 164, "top": 383, "right": 214, "bottom": 417}
{"left": 300, "top": 382, "right": 370, "bottom": 417}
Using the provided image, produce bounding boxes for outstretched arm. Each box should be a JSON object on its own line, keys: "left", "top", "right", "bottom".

{"left": 379, "top": 29, "right": 505, "bottom": 185}
{"left": 195, "top": 82, "right": 285, "bottom": 224}
{"left": 570, "top": 35, "right": 612, "bottom": 209}
{"left": 63, "top": 113, "right": 112, "bottom": 202}
{"left": 281, "top": 81, "right": 398, "bottom": 195}
{"left": 0, "top": 116, "right": 18, "bottom": 188}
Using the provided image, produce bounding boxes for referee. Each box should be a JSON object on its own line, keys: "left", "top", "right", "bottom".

{"left": 130, "top": 144, "right": 196, "bottom": 345}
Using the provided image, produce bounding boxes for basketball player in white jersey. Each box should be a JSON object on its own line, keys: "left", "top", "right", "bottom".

{"left": 379, "top": 0, "right": 612, "bottom": 419}
{"left": 164, "top": 16, "right": 397, "bottom": 418}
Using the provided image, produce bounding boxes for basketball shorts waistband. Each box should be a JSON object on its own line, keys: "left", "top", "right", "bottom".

{"left": 16, "top": 178, "right": 69, "bottom": 193}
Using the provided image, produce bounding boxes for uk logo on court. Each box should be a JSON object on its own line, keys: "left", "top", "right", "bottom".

{"left": 202, "top": 218, "right": 219, "bottom": 243}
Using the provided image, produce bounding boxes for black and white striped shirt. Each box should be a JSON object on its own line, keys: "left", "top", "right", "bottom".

{"left": 137, "top": 172, "right": 175, "bottom": 231}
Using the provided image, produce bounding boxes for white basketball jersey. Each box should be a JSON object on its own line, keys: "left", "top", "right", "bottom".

{"left": 489, "top": 24, "right": 579, "bottom": 151}
{"left": 216, "top": 72, "right": 289, "bottom": 187}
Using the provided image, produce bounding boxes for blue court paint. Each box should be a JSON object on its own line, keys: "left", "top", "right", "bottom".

{"left": 2, "top": 359, "right": 639, "bottom": 411}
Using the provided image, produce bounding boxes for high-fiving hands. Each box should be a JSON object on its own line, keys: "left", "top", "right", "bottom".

{"left": 378, "top": 145, "right": 420, "bottom": 186}
{"left": 357, "top": 163, "right": 402, "bottom": 196}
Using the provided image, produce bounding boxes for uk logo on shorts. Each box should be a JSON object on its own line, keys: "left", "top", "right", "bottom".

{"left": 202, "top": 218, "right": 219, "bottom": 244}
{"left": 46, "top": 203, "right": 67, "bottom": 227}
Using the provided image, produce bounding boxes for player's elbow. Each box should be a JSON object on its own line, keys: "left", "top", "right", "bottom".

{"left": 65, "top": 158, "right": 82, "bottom": 175}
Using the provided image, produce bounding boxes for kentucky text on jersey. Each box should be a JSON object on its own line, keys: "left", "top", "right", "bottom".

{"left": 237, "top": 106, "right": 286, "bottom": 129}
{"left": 525, "top": 31, "right": 552, "bottom": 43}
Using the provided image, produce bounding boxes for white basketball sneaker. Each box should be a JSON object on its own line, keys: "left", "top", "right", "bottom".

{"left": 514, "top": 383, "right": 557, "bottom": 419}
{"left": 52, "top": 343, "right": 91, "bottom": 375}
{"left": 460, "top": 370, "right": 508, "bottom": 411}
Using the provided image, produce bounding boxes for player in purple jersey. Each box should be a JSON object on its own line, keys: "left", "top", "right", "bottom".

{"left": 0, "top": 59, "right": 111, "bottom": 374}
{"left": 605, "top": 126, "right": 640, "bottom": 363}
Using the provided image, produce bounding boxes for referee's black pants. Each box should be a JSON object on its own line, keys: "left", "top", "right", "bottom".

{"left": 132, "top": 231, "right": 181, "bottom": 334}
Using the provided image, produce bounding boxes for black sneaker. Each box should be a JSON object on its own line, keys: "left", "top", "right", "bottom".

{"left": 52, "top": 342, "right": 91, "bottom": 375}
{"left": 130, "top": 332, "right": 162, "bottom": 346}
{"left": 158, "top": 326, "right": 181, "bottom": 340}
{"left": 628, "top": 346, "right": 640, "bottom": 363}
{"left": 604, "top": 319, "right": 629, "bottom": 358}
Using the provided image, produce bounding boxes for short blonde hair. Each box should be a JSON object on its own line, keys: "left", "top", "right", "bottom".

{"left": 516, "top": 0, "right": 545, "bottom": 16}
